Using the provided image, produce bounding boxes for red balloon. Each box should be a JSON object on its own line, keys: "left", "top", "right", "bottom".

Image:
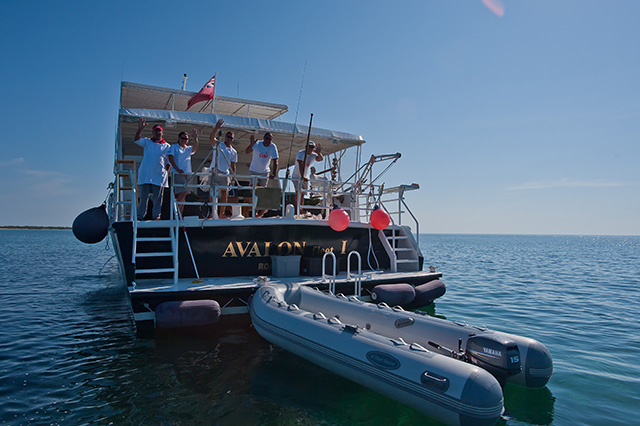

{"left": 370, "top": 208, "right": 390, "bottom": 230}
{"left": 329, "top": 208, "right": 350, "bottom": 232}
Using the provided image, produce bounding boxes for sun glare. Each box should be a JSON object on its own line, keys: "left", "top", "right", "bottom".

{"left": 482, "top": 0, "right": 505, "bottom": 17}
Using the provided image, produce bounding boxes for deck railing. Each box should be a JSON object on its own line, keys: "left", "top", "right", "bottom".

{"left": 112, "top": 169, "right": 419, "bottom": 245}
{"left": 110, "top": 167, "right": 422, "bottom": 278}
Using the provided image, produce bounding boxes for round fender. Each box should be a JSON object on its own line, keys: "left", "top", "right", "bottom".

{"left": 371, "top": 283, "right": 416, "bottom": 306}
{"left": 412, "top": 280, "right": 446, "bottom": 308}
{"left": 329, "top": 208, "right": 350, "bottom": 232}
{"left": 155, "top": 300, "right": 221, "bottom": 328}
{"left": 72, "top": 204, "right": 109, "bottom": 244}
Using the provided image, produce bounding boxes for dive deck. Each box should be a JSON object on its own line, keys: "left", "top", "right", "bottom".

{"left": 129, "top": 269, "right": 443, "bottom": 327}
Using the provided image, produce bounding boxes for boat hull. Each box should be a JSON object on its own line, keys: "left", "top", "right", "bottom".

{"left": 111, "top": 220, "right": 400, "bottom": 284}
{"left": 250, "top": 283, "right": 504, "bottom": 426}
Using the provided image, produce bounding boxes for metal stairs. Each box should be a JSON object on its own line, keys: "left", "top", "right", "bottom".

{"left": 132, "top": 221, "right": 178, "bottom": 282}
{"left": 382, "top": 226, "right": 420, "bottom": 272}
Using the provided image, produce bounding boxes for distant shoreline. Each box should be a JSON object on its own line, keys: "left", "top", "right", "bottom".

{"left": 0, "top": 226, "right": 71, "bottom": 230}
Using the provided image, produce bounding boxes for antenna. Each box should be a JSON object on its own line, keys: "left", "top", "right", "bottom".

{"left": 285, "top": 61, "right": 307, "bottom": 178}
{"left": 182, "top": 73, "right": 188, "bottom": 91}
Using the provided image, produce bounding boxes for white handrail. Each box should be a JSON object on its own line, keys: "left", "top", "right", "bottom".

{"left": 347, "top": 251, "right": 362, "bottom": 298}
{"left": 322, "top": 251, "right": 337, "bottom": 294}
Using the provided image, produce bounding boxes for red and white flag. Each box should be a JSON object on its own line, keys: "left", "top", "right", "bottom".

{"left": 187, "top": 75, "right": 216, "bottom": 111}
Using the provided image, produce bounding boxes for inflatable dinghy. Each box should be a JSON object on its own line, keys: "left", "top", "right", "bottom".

{"left": 276, "top": 283, "right": 552, "bottom": 389}
{"left": 251, "top": 283, "right": 505, "bottom": 426}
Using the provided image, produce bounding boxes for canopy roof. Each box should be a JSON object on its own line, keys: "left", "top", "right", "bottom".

{"left": 117, "top": 82, "right": 365, "bottom": 172}
{"left": 121, "top": 81, "right": 289, "bottom": 119}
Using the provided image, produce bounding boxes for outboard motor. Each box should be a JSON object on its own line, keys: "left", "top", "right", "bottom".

{"left": 466, "top": 334, "right": 521, "bottom": 387}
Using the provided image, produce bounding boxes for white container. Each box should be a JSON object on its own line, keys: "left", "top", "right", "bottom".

{"left": 271, "top": 255, "right": 301, "bottom": 277}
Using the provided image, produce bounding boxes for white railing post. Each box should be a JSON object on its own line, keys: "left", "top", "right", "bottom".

{"left": 322, "top": 251, "right": 337, "bottom": 294}
{"left": 347, "top": 251, "right": 362, "bottom": 298}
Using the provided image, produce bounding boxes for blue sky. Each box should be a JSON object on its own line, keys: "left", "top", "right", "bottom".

{"left": 1, "top": 0, "right": 638, "bottom": 235}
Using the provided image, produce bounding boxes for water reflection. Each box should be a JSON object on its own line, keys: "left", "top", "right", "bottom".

{"left": 503, "top": 385, "right": 555, "bottom": 425}
{"left": 427, "top": 302, "right": 556, "bottom": 425}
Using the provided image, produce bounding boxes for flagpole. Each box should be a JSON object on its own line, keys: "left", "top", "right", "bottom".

{"left": 211, "top": 73, "right": 217, "bottom": 115}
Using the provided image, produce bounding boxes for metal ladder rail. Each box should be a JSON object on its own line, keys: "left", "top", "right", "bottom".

{"left": 131, "top": 175, "right": 139, "bottom": 265}
{"left": 170, "top": 189, "right": 179, "bottom": 285}
{"left": 398, "top": 187, "right": 420, "bottom": 254}
{"left": 377, "top": 200, "right": 399, "bottom": 272}
{"left": 346, "top": 251, "right": 362, "bottom": 298}
{"left": 322, "top": 252, "right": 337, "bottom": 294}
{"left": 114, "top": 169, "right": 135, "bottom": 220}
{"left": 132, "top": 195, "right": 178, "bottom": 281}
{"left": 379, "top": 192, "right": 420, "bottom": 270}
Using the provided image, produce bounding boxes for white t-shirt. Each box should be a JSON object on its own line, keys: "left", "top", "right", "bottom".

{"left": 134, "top": 138, "right": 171, "bottom": 187}
{"left": 211, "top": 144, "right": 238, "bottom": 174}
{"left": 249, "top": 141, "right": 278, "bottom": 174}
{"left": 292, "top": 150, "right": 319, "bottom": 179}
{"left": 168, "top": 144, "right": 194, "bottom": 173}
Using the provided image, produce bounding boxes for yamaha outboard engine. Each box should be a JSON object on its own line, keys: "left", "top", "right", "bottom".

{"left": 466, "top": 334, "right": 521, "bottom": 387}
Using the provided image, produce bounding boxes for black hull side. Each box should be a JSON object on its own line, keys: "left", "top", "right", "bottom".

{"left": 112, "top": 221, "right": 393, "bottom": 284}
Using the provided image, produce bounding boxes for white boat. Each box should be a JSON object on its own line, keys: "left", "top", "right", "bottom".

{"left": 73, "top": 80, "right": 443, "bottom": 332}
{"left": 250, "top": 282, "right": 505, "bottom": 426}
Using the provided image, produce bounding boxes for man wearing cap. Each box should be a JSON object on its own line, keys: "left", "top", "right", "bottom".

{"left": 246, "top": 132, "right": 279, "bottom": 186}
{"left": 134, "top": 117, "right": 171, "bottom": 220}
{"left": 246, "top": 132, "right": 279, "bottom": 217}
{"left": 292, "top": 141, "right": 323, "bottom": 213}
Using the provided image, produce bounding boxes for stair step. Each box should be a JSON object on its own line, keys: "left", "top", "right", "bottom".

{"left": 136, "top": 222, "right": 175, "bottom": 229}
{"left": 386, "top": 235, "right": 408, "bottom": 240}
{"left": 137, "top": 237, "right": 172, "bottom": 242}
{"left": 396, "top": 259, "right": 419, "bottom": 264}
{"left": 134, "top": 268, "right": 176, "bottom": 274}
{"left": 135, "top": 252, "right": 174, "bottom": 258}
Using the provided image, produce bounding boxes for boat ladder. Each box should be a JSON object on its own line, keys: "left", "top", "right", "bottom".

{"left": 132, "top": 219, "right": 179, "bottom": 284}
{"left": 381, "top": 225, "right": 420, "bottom": 272}
{"left": 347, "top": 251, "right": 362, "bottom": 298}
{"left": 322, "top": 252, "right": 337, "bottom": 294}
{"left": 322, "top": 251, "right": 363, "bottom": 298}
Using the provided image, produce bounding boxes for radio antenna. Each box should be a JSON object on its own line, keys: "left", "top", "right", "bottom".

{"left": 285, "top": 61, "right": 307, "bottom": 179}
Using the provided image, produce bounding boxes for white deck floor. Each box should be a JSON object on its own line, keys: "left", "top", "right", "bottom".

{"left": 130, "top": 270, "right": 440, "bottom": 294}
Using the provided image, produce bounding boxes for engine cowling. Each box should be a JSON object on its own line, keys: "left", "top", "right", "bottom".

{"left": 466, "top": 334, "right": 521, "bottom": 386}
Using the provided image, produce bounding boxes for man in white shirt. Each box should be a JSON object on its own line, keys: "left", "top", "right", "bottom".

{"left": 246, "top": 132, "right": 279, "bottom": 186}
{"left": 292, "top": 140, "right": 323, "bottom": 212}
{"left": 134, "top": 118, "right": 171, "bottom": 220}
{"left": 168, "top": 128, "right": 199, "bottom": 215}
{"left": 246, "top": 132, "right": 279, "bottom": 217}
{"left": 210, "top": 121, "right": 237, "bottom": 218}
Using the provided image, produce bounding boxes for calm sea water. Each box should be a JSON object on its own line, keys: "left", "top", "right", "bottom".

{"left": 1, "top": 230, "right": 639, "bottom": 426}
